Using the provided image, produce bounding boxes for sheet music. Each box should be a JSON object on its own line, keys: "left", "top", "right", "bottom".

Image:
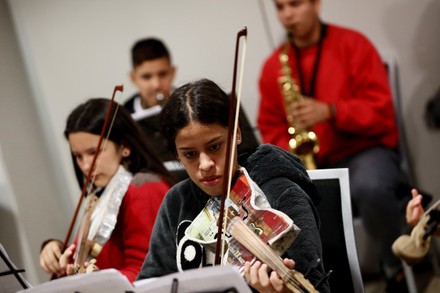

{"left": 0, "top": 243, "right": 31, "bottom": 293}
{"left": 134, "top": 265, "right": 252, "bottom": 293}
{"left": 17, "top": 265, "right": 252, "bottom": 293}
{"left": 16, "top": 269, "right": 132, "bottom": 293}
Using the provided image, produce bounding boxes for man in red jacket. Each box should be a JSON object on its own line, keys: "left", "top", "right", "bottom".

{"left": 258, "top": 1, "right": 407, "bottom": 292}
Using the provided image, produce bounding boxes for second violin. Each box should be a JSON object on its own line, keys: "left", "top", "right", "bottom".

{"left": 39, "top": 94, "right": 172, "bottom": 282}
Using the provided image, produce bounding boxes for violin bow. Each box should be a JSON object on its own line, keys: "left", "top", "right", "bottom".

{"left": 212, "top": 28, "right": 319, "bottom": 293}
{"left": 52, "top": 85, "right": 123, "bottom": 279}
{"left": 214, "top": 27, "right": 248, "bottom": 265}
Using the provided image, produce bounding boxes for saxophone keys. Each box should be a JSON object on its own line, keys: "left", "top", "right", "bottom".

{"left": 280, "top": 54, "right": 289, "bottom": 63}
{"left": 282, "top": 83, "right": 292, "bottom": 91}
{"left": 308, "top": 132, "right": 317, "bottom": 140}
{"left": 289, "top": 139, "right": 297, "bottom": 150}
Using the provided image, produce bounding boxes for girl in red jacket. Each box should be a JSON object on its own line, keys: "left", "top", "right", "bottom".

{"left": 39, "top": 98, "right": 173, "bottom": 282}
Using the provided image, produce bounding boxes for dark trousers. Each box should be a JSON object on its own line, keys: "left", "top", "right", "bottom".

{"left": 322, "top": 146, "right": 406, "bottom": 269}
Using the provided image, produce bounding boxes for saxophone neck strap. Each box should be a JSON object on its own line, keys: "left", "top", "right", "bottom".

{"left": 290, "top": 22, "right": 327, "bottom": 97}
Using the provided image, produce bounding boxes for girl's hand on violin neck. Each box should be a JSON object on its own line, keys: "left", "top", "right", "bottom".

{"left": 406, "top": 188, "right": 424, "bottom": 227}
{"left": 244, "top": 259, "right": 295, "bottom": 293}
{"left": 39, "top": 240, "right": 63, "bottom": 274}
{"left": 59, "top": 243, "right": 75, "bottom": 276}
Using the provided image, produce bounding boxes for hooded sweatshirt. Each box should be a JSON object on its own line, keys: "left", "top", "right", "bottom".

{"left": 137, "top": 144, "right": 330, "bottom": 292}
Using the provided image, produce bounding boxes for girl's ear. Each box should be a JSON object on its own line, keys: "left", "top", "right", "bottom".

{"left": 236, "top": 127, "right": 242, "bottom": 145}
{"left": 121, "top": 144, "right": 131, "bottom": 158}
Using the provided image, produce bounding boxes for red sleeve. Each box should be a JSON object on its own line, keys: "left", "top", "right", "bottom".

{"left": 116, "top": 181, "right": 169, "bottom": 282}
{"left": 330, "top": 31, "right": 397, "bottom": 136}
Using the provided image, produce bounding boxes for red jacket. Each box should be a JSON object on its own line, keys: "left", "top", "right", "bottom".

{"left": 257, "top": 24, "right": 399, "bottom": 165}
{"left": 95, "top": 180, "right": 168, "bottom": 282}
{"left": 72, "top": 180, "right": 169, "bottom": 282}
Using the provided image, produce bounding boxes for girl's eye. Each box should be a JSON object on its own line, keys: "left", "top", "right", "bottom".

{"left": 183, "top": 151, "right": 196, "bottom": 159}
{"left": 209, "top": 143, "right": 221, "bottom": 152}
{"left": 89, "top": 149, "right": 100, "bottom": 156}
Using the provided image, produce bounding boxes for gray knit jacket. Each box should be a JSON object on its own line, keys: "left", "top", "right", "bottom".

{"left": 137, "top": 144, "right": 330, "bottom": 292}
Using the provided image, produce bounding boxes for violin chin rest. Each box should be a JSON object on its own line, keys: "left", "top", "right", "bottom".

{"left": 392, "top": 234, "right": 431, "bottom": 265}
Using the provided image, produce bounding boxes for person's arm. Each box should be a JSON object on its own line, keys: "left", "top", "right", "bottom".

{"left": 118, "top": 182, "right": 168, "bottom": 282}
{"left": 275, "top": 184, "right": 329, "bottom": 292}
{"left": 137, "top": 187, "right": 179, "bottom": 280}
{"left": 257, "top": 53, "right": 291, "bottom": 150}
{"left": 330, "top": 34, "right": 396, "bottom": 137}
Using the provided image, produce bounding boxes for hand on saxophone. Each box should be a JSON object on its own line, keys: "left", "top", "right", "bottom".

{"left": 287, "top": 98, "right": 332, "bottom": 130}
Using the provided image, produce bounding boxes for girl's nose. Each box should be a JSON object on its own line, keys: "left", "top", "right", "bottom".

{"left": 199, "top": 153, "right": 214, "bottom": 172}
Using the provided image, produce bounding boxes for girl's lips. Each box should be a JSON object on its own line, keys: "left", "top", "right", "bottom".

{"left": 200, "top": 176, "right": 222, "bottom": 187}
{"left": 90, "top": 173, "right": 103, "bottom": 184}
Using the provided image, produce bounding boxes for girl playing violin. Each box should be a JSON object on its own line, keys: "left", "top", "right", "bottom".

{"left": 137, "top": 79, "right": 330, "bottom": 292}
{"left": 39, "top": 98, "right": 174, "bottom": 282}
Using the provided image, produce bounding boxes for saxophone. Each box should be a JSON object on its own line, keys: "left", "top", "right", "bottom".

{"left": 278, "top": 42, "right": 319, "bottom": 170}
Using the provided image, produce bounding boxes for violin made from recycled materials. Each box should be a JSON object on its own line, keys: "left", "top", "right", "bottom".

{"left": 229, "top": 217, "right": 317, "bottom": 293}
{"left": 53, "top": 85, "right": 124, "bottom": 279}
{"left": 212, "top": 27, "right": 319, "bottom": 292}
{"left": 190, "top": 168, "right": 297, "bottom": 263}
{"left": 225, "top": 170, "right": 318, "bottom": 293}
{"left": 392, "top": 199, "right": 440, "bottom": 265}
{"left": 72, "top": 192, "right": 100, "bottom": 274}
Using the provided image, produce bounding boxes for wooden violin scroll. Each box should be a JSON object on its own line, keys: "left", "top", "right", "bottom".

{"left": 228, "top": 217, "right": 318, "bottom": 293}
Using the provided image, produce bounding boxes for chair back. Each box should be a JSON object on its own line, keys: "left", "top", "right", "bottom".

{"left": 308, "top": 168, "right": 365, "bottom": 293}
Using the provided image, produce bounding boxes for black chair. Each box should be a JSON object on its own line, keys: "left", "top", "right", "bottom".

{"left": 307, "top": 168, "right": 365, "bottom": 293}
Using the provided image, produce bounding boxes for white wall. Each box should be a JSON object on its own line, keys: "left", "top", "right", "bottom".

{"left": 7, "top": 0, "right": 282, "bottom": 203}
{"left": 3, "top": 0, "right": 440, "bottom": 284}
{"left": 0, "top": 0, "right": 70, "bottom": 284}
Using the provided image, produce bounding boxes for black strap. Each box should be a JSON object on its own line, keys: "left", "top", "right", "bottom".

{"left": 292, "top": 23, "right": 327, "bottom": 97}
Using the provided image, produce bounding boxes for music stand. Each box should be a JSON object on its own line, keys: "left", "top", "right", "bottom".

{"left": 0, "top": 243, "right": 30, "bottom": 292}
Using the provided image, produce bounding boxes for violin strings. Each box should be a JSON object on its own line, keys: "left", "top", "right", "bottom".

{"left": 228, "top": 218, "right": 304, "bottom": 292}
{"left": 73, "top": 195, "right": 94, "bottom": 268}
